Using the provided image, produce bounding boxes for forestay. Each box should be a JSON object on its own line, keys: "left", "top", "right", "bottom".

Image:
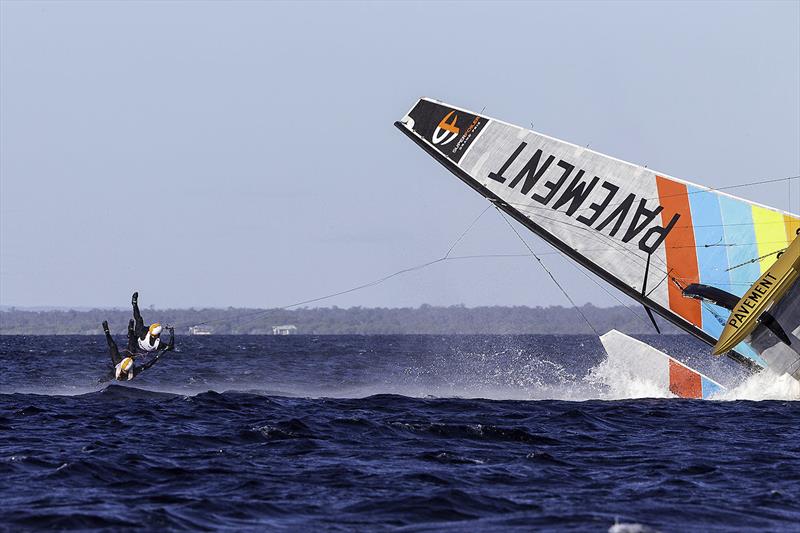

{"left": 396, "top": 97, "right": 800, "bottom": 370}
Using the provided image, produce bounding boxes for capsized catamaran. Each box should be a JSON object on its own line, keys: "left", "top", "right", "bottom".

{"left": 395, "top": 97, "right": 800, "bottom": 396}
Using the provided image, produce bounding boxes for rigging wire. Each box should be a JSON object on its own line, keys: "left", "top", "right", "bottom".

{"left": 494, "top": 207, "right": 600, "bottom": 336}
{"left": 181, "top": 207, "right": 494, "bottom": 330}
{"left": 541, "top": 245, "right": 655, "bottom": 329}
{"left": 458, "top": 207, "right": 656, "bottom": 328}
{"left": 481, "top": 172, "right": 797, "bottom": 330}
{"left": 495, "top": 174, "right": 800, "bottom": 220}
{"left": 725, "top": 248, "right": 785, "bottom": 272}
{"left": 507, "top": 203, "right": 672, "bottom": 285}
{"left": 179, "top": 206, "right": 776, "bottom": 331}
{"left": 513, "top": 204, "right": 793, "bottom": 248}
{"left": 444, "top": 205, "right": 493, "bottom": 258}
{"left": 503, "top": 180, "right": 796, "bottom": 290}
{"left": 176, "top": 172, "right": 797, "bottom": 332}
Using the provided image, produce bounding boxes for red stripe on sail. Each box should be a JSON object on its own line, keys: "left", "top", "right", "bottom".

{"left": 669, "top": 360, "right": 703, "bottom": 399}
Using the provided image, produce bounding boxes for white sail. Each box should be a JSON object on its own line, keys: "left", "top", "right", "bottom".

{"left": 396, "top": 97, "right": 800, "bottom": 372}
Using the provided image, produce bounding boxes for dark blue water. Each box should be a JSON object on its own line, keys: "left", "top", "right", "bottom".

{"left": 1, "top": 335, "right": 798, "bottom": 531}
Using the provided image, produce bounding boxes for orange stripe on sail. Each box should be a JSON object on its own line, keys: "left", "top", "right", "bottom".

{"left": 785, "top": 215, "right": 800, "bottom": 243}
{"left": 668, "top": 360, "right": 703, "bottom": 399}
{"left": 655, "top": 176, "right": 701, "bottom": 327}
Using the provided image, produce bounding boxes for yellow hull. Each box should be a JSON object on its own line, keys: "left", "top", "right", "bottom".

{"left": 713, "top": 236, "right": 800, "bottom": 355}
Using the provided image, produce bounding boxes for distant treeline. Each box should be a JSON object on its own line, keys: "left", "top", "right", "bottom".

{"left": 0, "top": 305, "right": 681, "bottom": 335}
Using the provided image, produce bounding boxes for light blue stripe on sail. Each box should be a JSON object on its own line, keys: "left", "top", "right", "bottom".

{"left": 733, "top": 340, "right": 764, "bottom": 365}
{"left": 718, "top": 195, "right": 766, "bottom": 367}
{"left": 701, "top": 377, "right": 724, "bottom": 399}
{"left": 718, "top": 195, "right": 760, "bottom": 298}
{"left": 687, "top": 186, "right": 730, "bottom": 340}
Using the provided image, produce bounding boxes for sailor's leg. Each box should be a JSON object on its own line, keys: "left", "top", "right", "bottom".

{"left": 132, "top": 292, "right": 144, "bottom": 336}
{"left": 109, "top": 343, "right": 123, "bottom": 366}
{"left": 126, "top": 319, "right": 137, "bottom": 353}
{"left": 102, "top": 321, "right": 114, "bottom": 348}
{"left": 103, "top": 321, "right": 122, "bottom": 366}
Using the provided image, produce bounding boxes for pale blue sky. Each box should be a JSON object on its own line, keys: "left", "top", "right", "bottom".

{"left": 1, "top": 0, "right": 798, "bottom": 309}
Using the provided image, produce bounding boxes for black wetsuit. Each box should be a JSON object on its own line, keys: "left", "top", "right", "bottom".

{"left": 102, "top": 320, "right": 173, "bottom": 381}
{"left": 131, "top": 292, "right": 173, "bottom": 353}
{"left": 104, "top": 319, "right": 138, "bottom": 363}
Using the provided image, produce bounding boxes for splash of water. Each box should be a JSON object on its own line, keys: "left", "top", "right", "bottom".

{"left": 6, "top": 336, "right": 797, "bottom": 402}
{"left": 713, "top": 369, "right": 800, "bottom": 401}
{"left": 397, "top": 347, "right": 598, "bottom": 401}
{"left": 583, "top": 355, "right": 674, "bottom": 400}
{"left": 584, "top": 353, "right": 799, "bottom": 402}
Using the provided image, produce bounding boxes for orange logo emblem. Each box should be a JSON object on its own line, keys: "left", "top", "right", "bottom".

{"left": 432, "top": 111, "right": 460, "bottom": 146}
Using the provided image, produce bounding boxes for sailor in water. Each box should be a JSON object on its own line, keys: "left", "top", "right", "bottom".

{"left": 131, "top": 291, "right": 169, "bottom": 354}
{"left": 102, "top": 319, "right": 174, "bottom": 381}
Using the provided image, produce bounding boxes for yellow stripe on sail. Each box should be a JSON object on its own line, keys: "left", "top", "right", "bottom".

{"left": 785, "top": 215, "right": 800, "bottom": 243}
{"left": 752, "top": 206, "right": 789, "bottom": 273}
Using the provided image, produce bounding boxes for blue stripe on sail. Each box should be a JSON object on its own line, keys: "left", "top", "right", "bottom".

{"left": 700, "top": 303, "right": 729, "bottom": 342}
{"left": 733, "top": 341, "right": 763, "bottom": 365}
{"left": 688, "top": 187, "right": 731, "bottom": 340}
{"left": 717, "top": 195, "right": 766, "bottom": 367}
{"left": 718, "top": 196, "right": 760, "bottom": 298}
{"left": 701, "top": 377, "right": 724, "bottom": 399}
{"left": 687, "top": 189, "right": 766, "bottom": 366}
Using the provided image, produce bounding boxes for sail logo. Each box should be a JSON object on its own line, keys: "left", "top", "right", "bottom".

{"left": 487, "top": 142, "right": 681, "bottom": 255}
{"left": 432, "top": 111, "right": 460, "bottom": 146}
{"left": 726, "top": 273, "right": 778, "bottom": 330}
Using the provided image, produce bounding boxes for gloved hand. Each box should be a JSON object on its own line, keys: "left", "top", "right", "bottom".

{"left": 102, "top": 320, "right": 110, "bottom": 334}
{"left": 132, "top": 292, "right": 138, "bottom": 306}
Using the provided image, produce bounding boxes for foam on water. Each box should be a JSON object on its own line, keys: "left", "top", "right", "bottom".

{"left": 584, "top": 353, "right": 798, "bottom": 402}
{"left": 714, "top": 369, "right": 800, "bottom": 401}
{"left": 583, "top": 354, "right": 674, "bottom": 400}
{"left": 2, "top": 334, "right": 797, "bottom": 402}
{"left": 609, "top": 522, "right": 660, "bottom": 533}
